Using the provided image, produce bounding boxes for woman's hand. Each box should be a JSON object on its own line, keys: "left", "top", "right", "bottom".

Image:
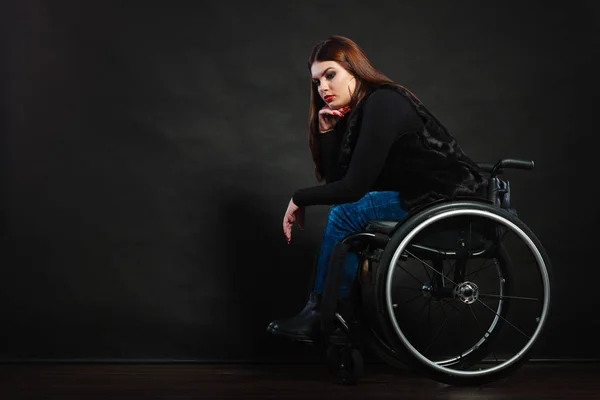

{"left": 283, "top": 198, "right": 305, "bottom": 244}
{"left": 318, "top": 105, "right": 351, "bottom": 133}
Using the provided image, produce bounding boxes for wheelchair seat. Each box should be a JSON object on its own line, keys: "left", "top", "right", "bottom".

{"left": 364, "top": 220, "right": 400, "bottom": 235}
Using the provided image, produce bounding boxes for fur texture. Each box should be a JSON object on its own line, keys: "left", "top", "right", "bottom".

{"left": 337, "top": 84, "right": 487, "bottom": 212}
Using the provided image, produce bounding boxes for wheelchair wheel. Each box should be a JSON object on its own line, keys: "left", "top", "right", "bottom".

{"left": 326, "top": 345, "right": 364, "bottom": 385}
{"left": 374, "top": 201, "right": 552, "bottom": 386}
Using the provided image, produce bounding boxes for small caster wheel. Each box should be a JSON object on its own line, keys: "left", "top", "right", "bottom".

{"left": 326, "top": 345, "right": 364, "bottom": 385}
{"left": 326, "top": 344, "right": 341, "bottom": 375}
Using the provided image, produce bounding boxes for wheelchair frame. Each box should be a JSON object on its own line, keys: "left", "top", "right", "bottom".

{"left": 318, "top": 158, "right": 552, "bottom": 386}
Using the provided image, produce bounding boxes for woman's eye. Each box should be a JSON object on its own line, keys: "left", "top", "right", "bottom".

{"left": 326, "top": 72, "right": 335, "bottom": 79}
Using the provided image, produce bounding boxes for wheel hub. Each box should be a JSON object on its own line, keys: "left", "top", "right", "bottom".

{"left": 454, "top": 281, "right": 479, "bottom": 304}
{"left": 422, "top": 282, "right": 433, "bottom": 299}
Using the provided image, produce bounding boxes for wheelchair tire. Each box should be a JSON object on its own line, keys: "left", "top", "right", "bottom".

{"left": 373, "top": 200, "right": 552, "bottom": 386}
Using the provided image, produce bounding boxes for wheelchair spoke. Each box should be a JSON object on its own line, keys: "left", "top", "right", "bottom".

{"left": 476, "top": 298, "right": 531, "bottom": 340}
{"left": 440, "top": 300, "right": 502, "bottom": 367}
{"left": 405, "top": 251, "right": 459, "bottom": 287}
{"left": 424, "top": 309, "right": 448, "bottom": 356}
{"left": 464, "top": 259, "right": 497, "bottom": 279}
{"left": 468, "top": 305, "right": 500, "bottom": 365}
{"left": 417, "top": 297, "right": 429, "bottom": 317}
{"left": 397, "top": 263, "right": 426, "bottom": 286}
{"left": 478, "top": 293, "right": 538, "bottom": 301}
{"left": 395, "top": 287, "right": 425, "bottom": 291}
{"left": 429, "top": 299, "right": 502, "bottom": 368}
{"left": 422, "top": 263, "right": 433, "bottom": 283}
{"left": 439, "top": 300, "right": 468, "bottom": 363}
{"left": 400, "top": 293, "right": 424, "bottom": 306}
{"left": 441, "top": 298, "right": 462, "bottom": 314}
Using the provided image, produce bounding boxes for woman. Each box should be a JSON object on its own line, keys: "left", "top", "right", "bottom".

{"left": 267, "top": 36, "right": 486, "bottom": 342}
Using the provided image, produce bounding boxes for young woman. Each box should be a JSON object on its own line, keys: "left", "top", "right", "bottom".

{"left": 268, "top": 36, "right": 486, "bottom": 342}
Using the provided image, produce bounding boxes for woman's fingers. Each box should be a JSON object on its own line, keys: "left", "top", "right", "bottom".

{"left": 283, "top": 221, "right": 290, "bottom": 243}
{"left": 319, "top": 109, "right": 343, "bottom": 117}
{"left": 318, "top": 108, "right": 343, "bottom": 132}
{"left": 284, "top": 224, "right": 291, "bottom": 243}
{"left": 283, "top": 211, "right": 305, "bottom": 243}
{"left": 283, "top": 213, "right": 294, "bottom": 243}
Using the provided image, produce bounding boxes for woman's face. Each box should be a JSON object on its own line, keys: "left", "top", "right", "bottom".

{"left": 311, "top": 60, "right": 356, "bottom": 110}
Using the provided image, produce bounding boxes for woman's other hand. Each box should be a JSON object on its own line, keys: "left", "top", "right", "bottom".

{"left": 318, "top": 105, "right": 350, "bottom": 133}
{"left": 283, "top": 198, "right": 305, "bottom": 244}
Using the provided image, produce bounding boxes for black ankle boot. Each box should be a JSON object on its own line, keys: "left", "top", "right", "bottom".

{"left": 266, "top": 292, "right": 322, "bottom": 342}
{"left": 266, "top": 293, "right": 349, "bottom": 344}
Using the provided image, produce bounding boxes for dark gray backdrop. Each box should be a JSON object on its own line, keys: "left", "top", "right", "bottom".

{"left": 1, "top": 0, "right": 598, "bottom": 361}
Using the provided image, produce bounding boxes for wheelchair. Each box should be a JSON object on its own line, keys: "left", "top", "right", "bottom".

{"left": 316, "top": 158, "right": 552, "bottom": 386}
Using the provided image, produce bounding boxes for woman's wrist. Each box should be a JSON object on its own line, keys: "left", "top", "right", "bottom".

{"left": 319, "top": 128, "right": 334, "bottom": 134}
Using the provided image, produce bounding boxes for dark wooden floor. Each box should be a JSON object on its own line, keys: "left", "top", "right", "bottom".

{"left": 0, "top": 362, "right": 598, "bottom": 399}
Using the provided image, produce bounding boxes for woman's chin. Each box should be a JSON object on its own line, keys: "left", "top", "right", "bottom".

{"left": 331, "top": 103, "right": 348, "bottom": 110}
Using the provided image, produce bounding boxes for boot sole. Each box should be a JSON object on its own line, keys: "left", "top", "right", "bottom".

{"left": 266, "top": 326, "right": 316, "bottom": 343}
{"left": 266, "top": 326, "right": 348, "bottom": 345}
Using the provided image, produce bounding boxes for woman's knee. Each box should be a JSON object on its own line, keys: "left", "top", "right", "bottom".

{"left": 327, "top": 203, "right": 364, "bottom": 232}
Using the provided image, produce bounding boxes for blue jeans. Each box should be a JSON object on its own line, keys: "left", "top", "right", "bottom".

{"left": 313, "top": 191, "right": 408, "bottom": 297}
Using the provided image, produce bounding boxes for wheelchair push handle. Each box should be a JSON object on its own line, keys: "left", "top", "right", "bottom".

{"left": 477, "top": 158, "right": 534, "bottom": 177}
{"left": 498, "top": 158, "right": 534, "bottom": 170}
{"left": 480, "top": 158, "right": 534, "bottom": 204}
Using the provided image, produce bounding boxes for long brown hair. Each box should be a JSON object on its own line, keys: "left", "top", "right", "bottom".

{"left": 307, "top": 36, "right": 414, "bottom": 182}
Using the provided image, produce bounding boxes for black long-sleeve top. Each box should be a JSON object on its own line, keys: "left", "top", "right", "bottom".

{"left": 316, "top": 118, "right": 345, "bottom": 184}
{"left": 292, "top": 89, "right": 423, "bottom": 206}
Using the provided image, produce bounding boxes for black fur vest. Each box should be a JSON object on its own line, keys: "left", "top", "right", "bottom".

{"left": 338, "top": 84, "right": 487, "bottom": 212}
